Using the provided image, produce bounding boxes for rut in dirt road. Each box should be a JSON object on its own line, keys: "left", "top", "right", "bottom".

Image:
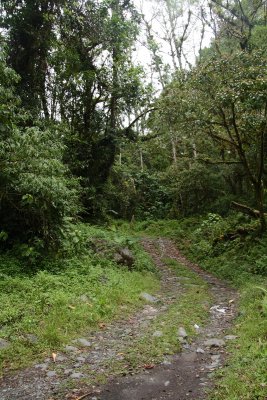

{"left": 85, "top": 238, "right": 238, "bottom": 400}
{"left": 0, "top": 238, "right": 238, "bottom": 400}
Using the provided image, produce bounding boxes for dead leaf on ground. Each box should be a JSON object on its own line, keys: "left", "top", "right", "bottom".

{"left": 99, "top": 322, "right": 106, "bottom": 329}
{"left": 52, "top": 352, "right": 57, "bottom": 362}
{"left": 68, "top": 305, "right": 76, "bottom": 310}
{"left": 143, "top": 363, "right": 155, "bottom": 369}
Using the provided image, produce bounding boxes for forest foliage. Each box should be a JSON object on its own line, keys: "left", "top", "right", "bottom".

{"left": 0, "top": 0, "right": 266, "bottom": 250}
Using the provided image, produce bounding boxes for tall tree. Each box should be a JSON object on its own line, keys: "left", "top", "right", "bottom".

{"left": 208, "top": 0, "right": 267, "bottom": 51}
{"left": 0, "top": 0, "right": 65, "bottom": 117}
{"left": 50, "top": 0, "right": 146, "bottom": 215}
{"left": 157, "top": 49, "right": 267, "bottom": 231}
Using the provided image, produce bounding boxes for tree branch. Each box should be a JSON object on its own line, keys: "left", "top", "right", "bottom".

{"left": 230, "top": 201, "right": 266, "bottom": 219}
{"left": 123, "top": 108, "right": 157, "bottom": 133}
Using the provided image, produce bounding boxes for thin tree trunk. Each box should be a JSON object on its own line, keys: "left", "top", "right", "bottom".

{"left": 140, "top": 148, "right": 144, "bottom": 172}
{"left": 110, "top": 0, "right": 119, "bottom": 138}
{"left": 193, "top": 143, "right": 197, "bottom": 159}
{"left": 171, "top": 138, "right": 177, "bottom": 164}
{"left": 255, "top": 181, "right": 266, "bottom": 233}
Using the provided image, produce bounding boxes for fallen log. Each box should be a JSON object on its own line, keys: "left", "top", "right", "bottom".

{"left": 230, "top": 201, "right": 265, "bottom": 219}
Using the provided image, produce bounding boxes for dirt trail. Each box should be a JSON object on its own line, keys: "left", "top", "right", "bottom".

{"left": 0, "top": 238, "right": 238, "bottom": 400}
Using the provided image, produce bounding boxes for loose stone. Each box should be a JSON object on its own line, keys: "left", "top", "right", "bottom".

{"left": 70, "top": 372, "right": 84, "bottom": 379}
{"left": 80, "top": 294, "right": 89, "bottom": 302}
{"left": 24, "top": 334, "right": 38, "bottom": 344}
{"left": 0, "top": 338, "right": 10, "bottom": 349}
{"left": 55, "top": 355, "right": 67, "bottom": 362}
{"left": 75, "top": 338, "right": 92, "bottom": 347}
{"left": 162, "top": 360, "right": 172, "bottom": 366}
{"left": 196, "top": 348, "right": 205, "bottom": 354}
{"left": 211, "top": 355, "right": 221, "bottom": 361}
{"left": 76, "top": 356, "right": 86, "bottom": 362}
{"left": 178, "top": 327, "right": 188, "bottom": 338}
{"left": 65, "top": 345, "right": 78, "bottom": 352}
{"left": 46, "top": 371, "right": 57, "bottom": 378}
{"left": 35, "top": 363, "right": 49, "bottom": 370}
{"left": 224, "top": 335, "right": 238, "bottom": 340}
{"left": 140, "top": 292, "right": 158, "bottom": 303}
{"left": 204, "top": 338, "right": 225, "bottom": 347}
{"left": 153, "top": 330, "right": 163, "bottom": 337}
{"left": 64, "top": 369, "right": 73, "bottom": 375}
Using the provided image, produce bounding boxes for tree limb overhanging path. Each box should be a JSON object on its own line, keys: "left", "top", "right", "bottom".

{"left": 0, "top": 238, "right": 238, "bottom": 400}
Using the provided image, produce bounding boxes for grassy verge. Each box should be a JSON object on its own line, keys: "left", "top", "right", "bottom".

{"left": 126, "top": 216, "right": 267, "bottom": 400}
{"left": 210, "top": 286, "right": 267, "bottom": 400}
{"left": 0, "top": 224, "right": 159, "bottom": 374}
{"left": 179, "top": 218, "right": 267, "bottom": 400}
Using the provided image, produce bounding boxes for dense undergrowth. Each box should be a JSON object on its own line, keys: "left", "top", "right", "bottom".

{"left": 0, "top": 224, "right": 158, "bottom": 373}
{"left": 122, "top": 214, "right": 267, "bottom": 400}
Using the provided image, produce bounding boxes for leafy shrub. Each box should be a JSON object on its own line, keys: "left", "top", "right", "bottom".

{"left": 0, "top": 51, "right": 20, "bottom": 132}
{"left": 0, "top": 126, "right": 80, "bottom": 248}
{"left": 194, "top": 213, "right": 228, "bottom": 240}
{"left": 0, "top": 55, "right": 81, "bottom": 250}
{"left": 105, "top": 165, "right": 172, "bottom": 220}
{"left": 249, "top": 254, "right": 267, "bottom": 275}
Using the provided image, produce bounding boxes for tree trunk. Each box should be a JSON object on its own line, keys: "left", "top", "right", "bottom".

{"left": 171, "top": 138, "right": 177, "bottom": 164}
{"left": 140, "top": 148, "right": 144, "bottom": 172}
{"left": 255, "top": 181, "right": 266, "bottom": 233}
{"left": 110, "top": 0, "right": 119, "bottom": 139}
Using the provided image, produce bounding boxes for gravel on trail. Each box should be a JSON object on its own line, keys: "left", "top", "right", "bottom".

{"left": 0, "top": 238, "right": 238, "bottom": 400}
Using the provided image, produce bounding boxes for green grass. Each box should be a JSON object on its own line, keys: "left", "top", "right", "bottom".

{"left": 114, "top": 218, "right": 199, "bottom": 239}
{"left": 210, "top": 285, "right": 267, "bottom": 400}
{"left": 0, "top": 225, "right": 159, "bottom": 374}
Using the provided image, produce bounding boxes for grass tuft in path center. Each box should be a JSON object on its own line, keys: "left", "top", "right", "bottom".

{"left": 104, "top": 257, "right": 211, "bottom": 378}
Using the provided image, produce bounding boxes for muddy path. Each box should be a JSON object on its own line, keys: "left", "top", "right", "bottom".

{"left": 0, "top": 238, "right": 238, "bottom": 400}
